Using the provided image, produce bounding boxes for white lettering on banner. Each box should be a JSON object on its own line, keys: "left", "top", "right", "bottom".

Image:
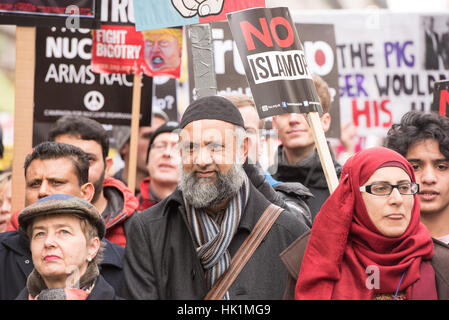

{"left": 96, "top": 29, "right": 128, "bottom": 44}
{"left": 46, "top": 36, "right": 92, "bottom": 60}
{"left": 100, "top": 73, "right": 134, "bottom": 87}
{"left": 212, "top": 28, "right": 245, "bottom": 75}
{"left": 247, "top": 50, "right": 312, "bottom": 84}
{"left": 153, "top": 95, "right": 175, "bottom": 110}
{"left": 101, "top": 0, "right": 135, "bottom": 24}
{"left": 44, "top": 63, "right": 96, "bottom": 85}
{"left": 95, "top": 43, "right": 141, "bottom": 59}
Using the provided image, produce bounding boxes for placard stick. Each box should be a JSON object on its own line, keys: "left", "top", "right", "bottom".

{"left": 188, "top": 23, "right": 217, "bottom": 99}
{"left": 127, "top": 73, "right": 142, "bottom": 194}
{"left": 12, "top": 26, "right": 36, "bottom": 213}
{"left": 307, "top": 111, "right": 339, "bottom": 193}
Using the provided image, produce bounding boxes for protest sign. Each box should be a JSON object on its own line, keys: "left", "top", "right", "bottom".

{"left": 92, "top": 25, "right": 183, "bottom": 78}
{"left": 292, "top": 11, "right": 449, "bottom": 146}
{"left": 187, "top": 21, "right": 340, "bottom": 138}
{"left": 228, "top": 7, "right": 338, "bottom": 192}
{"left": 0, "top": 0, "right": 98, "bottom": 28}
{"left": 133, "top": 0, "right": 266, "bottom": 31}
{"left": 431, "top": 80, "right": 449, "bottom": 116}
{"left": 227, "top": 7, "right": 321, "bottom": 118}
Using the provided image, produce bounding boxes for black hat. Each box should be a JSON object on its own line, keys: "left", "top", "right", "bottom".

{"left": 18, "top": 194, "right": 106, "bottom": 239}
{"left": 180, "top": 96, "right": 245, "bottom": 129}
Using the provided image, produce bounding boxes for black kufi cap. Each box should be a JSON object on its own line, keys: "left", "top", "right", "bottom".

{"left": 180, "top": 96, "right": 245, "bottom": 129}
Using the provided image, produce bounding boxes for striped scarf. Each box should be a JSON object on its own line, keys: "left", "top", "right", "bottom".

{"left": 185, "top": 175, "right": 250, "bottom": 300}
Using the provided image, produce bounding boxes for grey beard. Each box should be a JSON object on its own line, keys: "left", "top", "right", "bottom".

{"left": 179, "top": 164, "right": 245, "bottom": 209}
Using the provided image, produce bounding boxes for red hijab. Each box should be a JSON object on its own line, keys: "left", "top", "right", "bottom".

{"left": 295, "top": 147, "right": 435, "bottom": 300}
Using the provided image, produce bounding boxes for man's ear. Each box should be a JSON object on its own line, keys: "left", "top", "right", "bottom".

{"left": 320, "top": 113, "right": 331, "bottom": 133}
{"left": 104, "top": 156, "right": 114, "bottom": 176}
{"left": 240, "top": 136, "right": 249, "bottom": 164}
{"left": 80, "top": 182, "right": 95, "bottom": 203}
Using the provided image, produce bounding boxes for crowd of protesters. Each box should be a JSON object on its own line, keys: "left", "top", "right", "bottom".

{"left": 1, "top": 74, "right": 449, "bottom": 300}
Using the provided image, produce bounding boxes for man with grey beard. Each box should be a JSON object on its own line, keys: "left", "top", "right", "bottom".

{"left": 122, "top": 96, "right": 309, "bottom": 300}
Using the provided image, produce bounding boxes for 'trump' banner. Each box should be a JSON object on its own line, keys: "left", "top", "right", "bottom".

{"left": 133, "top": 0, "right": 266, "bottom": 31}
{"left": 227, "top": 7, "right": 321, "bottom": 119}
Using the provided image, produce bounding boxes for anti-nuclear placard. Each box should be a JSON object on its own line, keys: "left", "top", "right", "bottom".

{"left": 34, "top": 27, "right": 153, "bottom": 126}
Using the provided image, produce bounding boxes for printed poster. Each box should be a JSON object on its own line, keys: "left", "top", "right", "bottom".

{"left": 133, "top": 0, "right": 266, "bottom": 31}
{"left": 92, "top": 26, "right": 183, "bottom": 78}
{"left": 227, "top": 7, "right": 321, "bottom": 119}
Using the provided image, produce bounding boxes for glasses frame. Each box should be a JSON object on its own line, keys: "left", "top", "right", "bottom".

{"left": 359, "top": 182, "right": 420, "bottom": 196}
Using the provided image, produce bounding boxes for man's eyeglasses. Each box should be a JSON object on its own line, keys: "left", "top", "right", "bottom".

{"left": 360, "top": 182, "right": 419, "bottom": 196}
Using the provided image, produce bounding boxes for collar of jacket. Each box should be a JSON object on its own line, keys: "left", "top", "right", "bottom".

{"left": 102, "top": 177, "right": 139, "bottom": 228}
{"left": 272, "top": 144, "right": 342, "bottom": 189}
{"left": 1, "top": 231, "right": 123, "bottom": 270}
{"left": 163, "top": 181, "right": 273, "bottom": 234}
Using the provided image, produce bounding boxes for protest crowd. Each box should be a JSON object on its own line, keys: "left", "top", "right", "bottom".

{"left": 2, "top": 0, "right": 449, "bottom": 302}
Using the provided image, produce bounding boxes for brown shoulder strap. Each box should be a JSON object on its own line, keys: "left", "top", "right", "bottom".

{"left": 204, "top": 203, "right": 284, "bottom": 300}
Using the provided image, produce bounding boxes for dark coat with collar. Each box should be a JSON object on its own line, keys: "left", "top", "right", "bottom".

{"left": 122, "top": 184, "right": 309, "bottom": 300}
{"left": 280, "top": 231, "right": 449, "bottom": 300}
{"left": 15, "top": 274, "right": 122, "bottom": 300}
{"left": 269, "top": 145, "right": 342, "bottom": 221}
{"left": 0, "top": 231, "right": 125, "bottom": 300}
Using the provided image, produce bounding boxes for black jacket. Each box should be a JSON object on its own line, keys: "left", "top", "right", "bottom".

{"left": 269, "top": 145, "right": 342, "bottom": 220}
{"left": 0, "top": 231, "right": 125, "bottom": 300}
{"left": 243, "top": 161, "right": 313, "bottom": 228}
{"left": 122, "top": 183, "right": 309, "bottom": 300}
{"left": 15, "top": 274, "right": 122, "bottom": 300}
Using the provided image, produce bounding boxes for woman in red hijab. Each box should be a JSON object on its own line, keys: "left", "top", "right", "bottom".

{"left": 280, "top": 147, "right": 449, "bottom": 300}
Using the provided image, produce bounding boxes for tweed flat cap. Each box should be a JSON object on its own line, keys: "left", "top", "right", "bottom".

{"left": 18, "top": 194, "right": 106, "bottom": 239}
{"left": 180, "top": 96, "right": 245, "bottom": 129}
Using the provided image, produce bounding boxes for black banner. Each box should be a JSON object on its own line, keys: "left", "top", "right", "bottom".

{"left": 0, "top": 0, "right": 98, "bottom": 28}
{"left": 227, "top": 7, "right": 321, "bottom": 119}
{"left": 33, "top": 27, "right": 152, "bottom": 126}
{"left": 152, "top": 77, "right": 178, "bottom": 122}
{"left": 296, "top": 23, "right": 340, "bottom": 138}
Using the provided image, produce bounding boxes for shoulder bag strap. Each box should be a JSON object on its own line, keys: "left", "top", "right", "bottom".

{"left": 204, "top": 203, "right": 284, "bottom": 300}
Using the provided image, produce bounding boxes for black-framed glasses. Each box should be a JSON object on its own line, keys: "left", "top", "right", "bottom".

{"left": 360, "top": 182, "right": 419, "bottom": 196}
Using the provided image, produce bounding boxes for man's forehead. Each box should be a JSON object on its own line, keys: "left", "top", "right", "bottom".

{"left": 27, "top": 158, "right": 77, "bottom": 178}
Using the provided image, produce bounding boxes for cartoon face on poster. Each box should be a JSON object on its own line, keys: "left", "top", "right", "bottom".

{"left": 141, "top": 28, "right": 183, "bottom": 78}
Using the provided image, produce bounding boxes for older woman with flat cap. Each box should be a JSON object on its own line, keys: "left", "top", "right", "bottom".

{"left": 15, "top": 194, "right": 121, "bottom": 300}
{"left": 281, "top": 147, "right": 449, "bottom": 300}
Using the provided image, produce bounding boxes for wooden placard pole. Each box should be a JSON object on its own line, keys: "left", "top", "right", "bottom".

{"left": 12, "top": 26, "right": 36, "bottom": 214}
{"left": 127, "top": 73, "right": 142, "bottom": 194}
{"left": 307, "top": 112, "right": 339, "bottom": 193}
